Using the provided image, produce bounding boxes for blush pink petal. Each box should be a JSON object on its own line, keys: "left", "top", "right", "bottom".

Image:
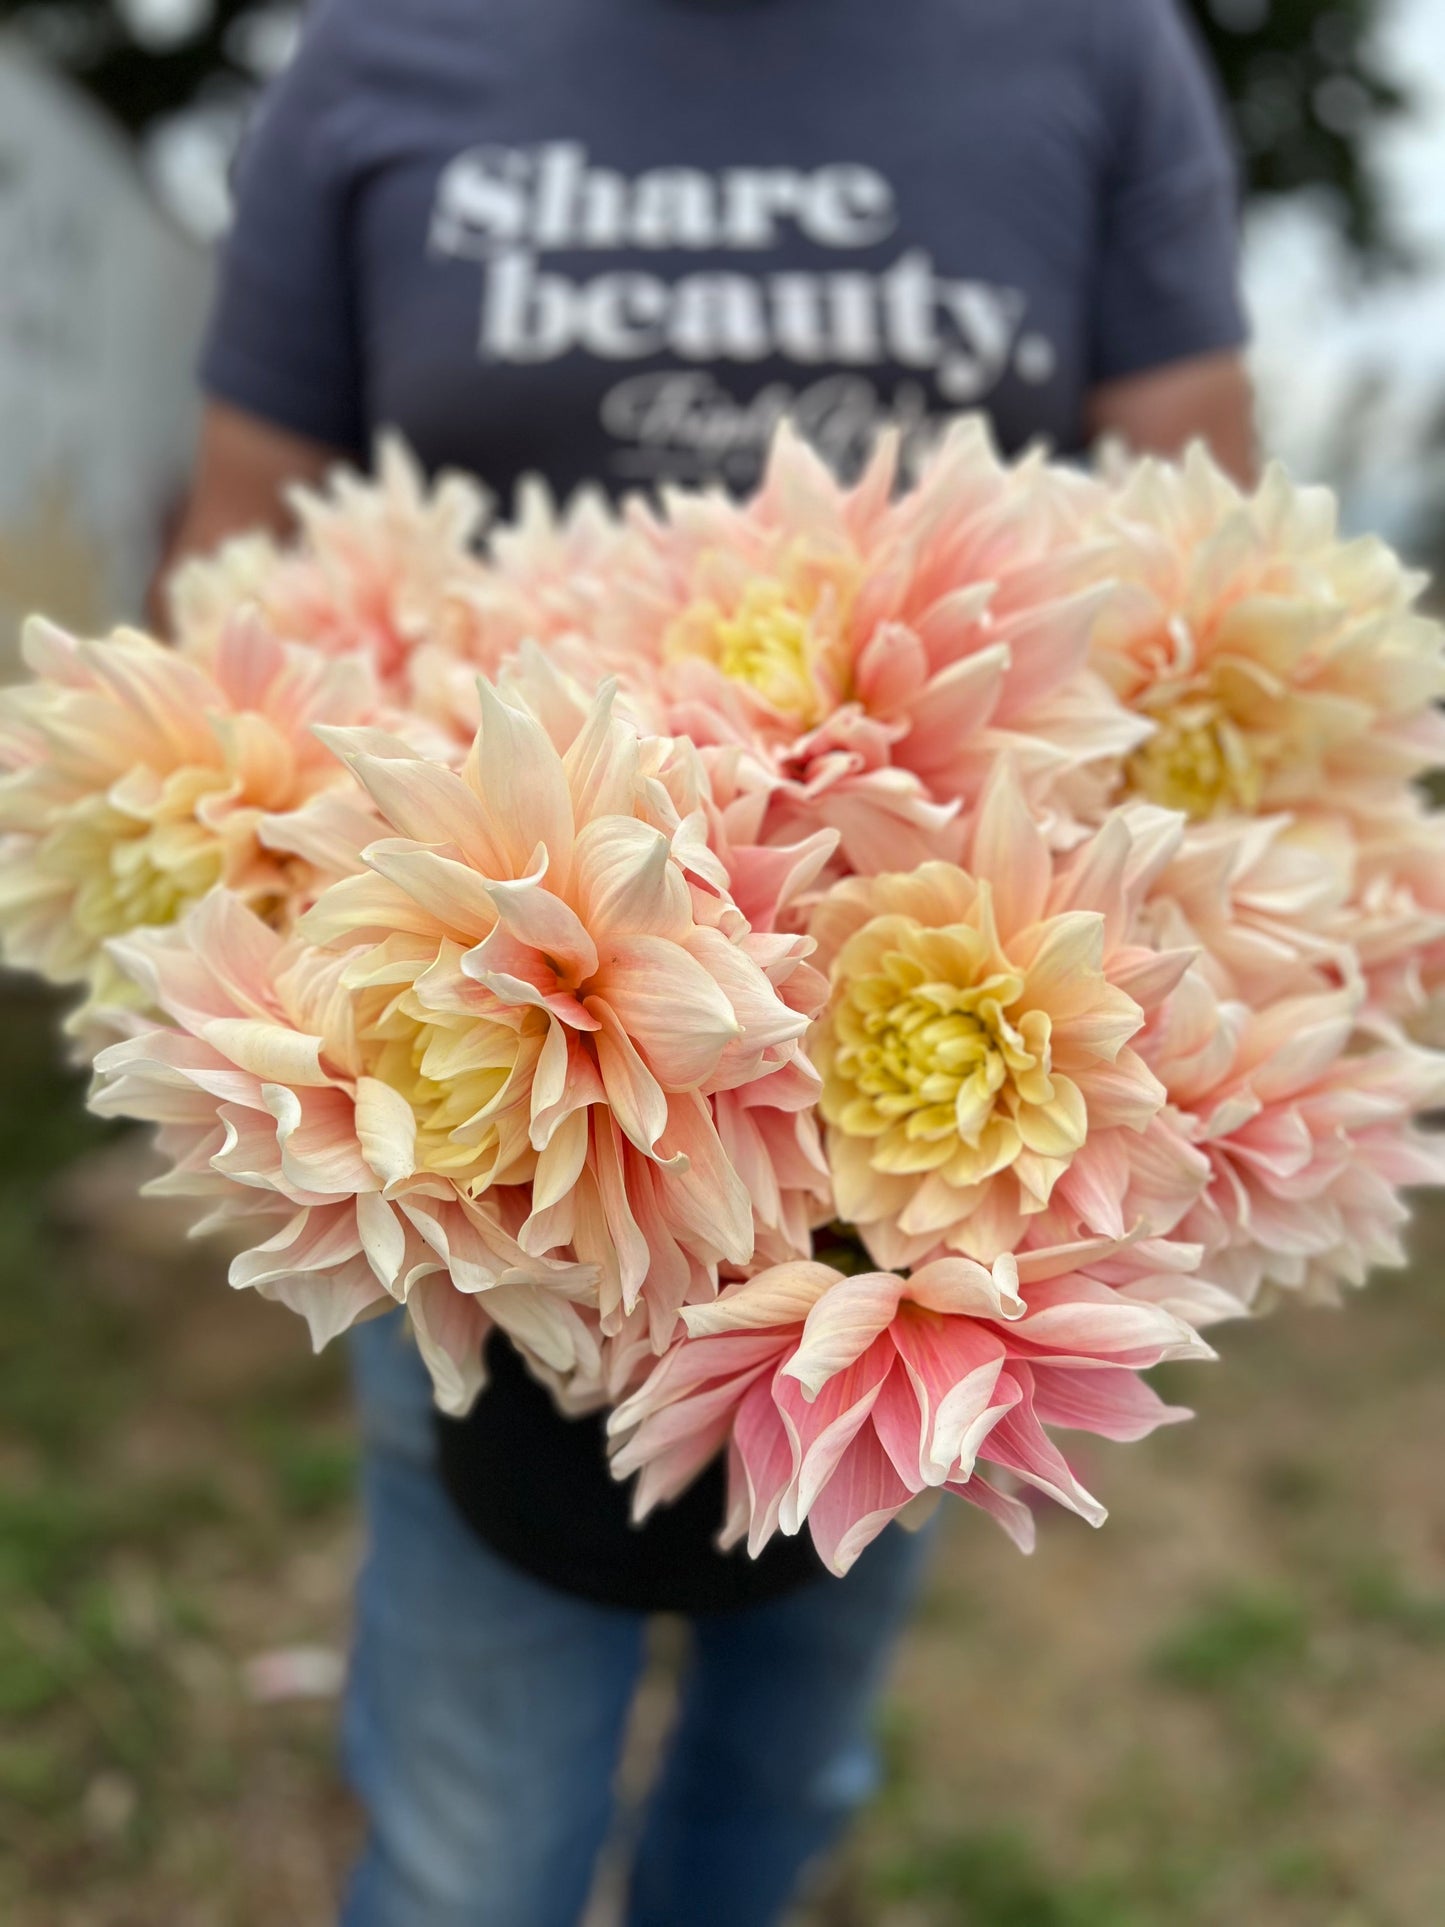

{"left": 612, "top": 1252, "right": 1211, "bottom": 1575}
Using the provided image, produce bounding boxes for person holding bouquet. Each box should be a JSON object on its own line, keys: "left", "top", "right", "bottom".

{"left": 166, "top": 2, "right": 1254, "bottom": 1921}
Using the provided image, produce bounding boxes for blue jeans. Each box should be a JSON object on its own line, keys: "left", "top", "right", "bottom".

{"left": 340, "top": 1313, "right": 933, "bottom": 1927}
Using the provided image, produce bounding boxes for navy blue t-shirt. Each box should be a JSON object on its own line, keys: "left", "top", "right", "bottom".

{"left": 203, "top": 0, "right": 1245, "bottom": 501}
{"left": 201, "top": 0, "right": 1246, "bottom": 1610}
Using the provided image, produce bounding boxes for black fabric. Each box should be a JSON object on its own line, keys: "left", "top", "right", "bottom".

{"left": 437, "top": 1335, "right": 825, "bottom": 1612}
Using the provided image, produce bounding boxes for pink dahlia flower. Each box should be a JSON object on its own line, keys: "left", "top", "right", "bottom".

{"left": 0, "top": 615, "right": 376, "bottom": 1008}
{"left": 609, "top": 1251, "right": 1208, "bottom": 1575}
{"left": 1141, "top": 964, "right": 1445, "bottom": 1308}
{"left": 1339, "top": 801, "right": 1445, "bottom": 1041}
{"left": 168, "top": 438, "right": 491, "bottom": 697}
{"left": 805, "top": 762, "right": 1206, "bottom": 1269}
{"left": 401, "top": 480, "right": 635, "bottom": 747}
{"left": 1089, "top": 448, "right": 1445, "bottom": 827}
{"left": 594, "top": 420, "right": 1143, "bottom": 876}
{"left": 1130, "top": 807, "right": 1356, "bottom": 1008}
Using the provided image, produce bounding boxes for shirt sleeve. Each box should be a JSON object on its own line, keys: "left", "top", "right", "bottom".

{"left": 198, "top": 0, "right": 366, "bottom": 453}
{"left": 1089, "top": 0, "right": 1248, "bottom": 385}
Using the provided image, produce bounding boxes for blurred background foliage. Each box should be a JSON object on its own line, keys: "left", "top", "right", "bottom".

{"left": 0, "top": 0, "right": 1412, "bottom": 256}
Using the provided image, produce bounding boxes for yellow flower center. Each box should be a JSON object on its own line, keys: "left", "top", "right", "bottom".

{"left": 357, "top": 985, "right": 539, "bottom": 1195}
{"left": 1124, "top": 701, "right": 1263, "bottom": 820}
{"left": 664, "top": 580, "right": 835, "bottom": 727}
{"left": 819, "top": 921, "right": 1087, "bottom": 1189}
{"left": 57, "top": 793, "right": 227, "bottom": 943}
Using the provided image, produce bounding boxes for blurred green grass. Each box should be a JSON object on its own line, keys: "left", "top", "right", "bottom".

{"left": 2, "top": 973, "right": 1445, "bottom": 1925}
{"left": 0, "top": 979, "right": 359, "bottom": 1923}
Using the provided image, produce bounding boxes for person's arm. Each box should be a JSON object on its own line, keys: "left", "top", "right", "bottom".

{"left": 152, "top": 0, "right": 362, "bottom": 623}
{"left": 149, "top": 403, "right": 344, "bottom": 630}
{"left": 1086, "top": 0, "right": 1255, "bottom": 481}
{"left": 1087, "top": 347, "right": 1255, "bottom": 485}
{"left": 165, "top": 402, "right": 343, "bottom": 564}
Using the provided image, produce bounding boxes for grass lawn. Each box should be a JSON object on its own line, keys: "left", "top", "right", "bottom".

{"left": 3, "top": 976, "right": 1444, "bottom": 1926}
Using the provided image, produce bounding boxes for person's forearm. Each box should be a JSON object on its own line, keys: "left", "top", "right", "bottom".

{"left": 1085, "top": 349, "right": 1257, "bottom": 486}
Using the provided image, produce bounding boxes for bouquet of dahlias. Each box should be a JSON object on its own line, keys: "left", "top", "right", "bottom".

{"left": 5, "top": 424, "right": 1445, "bottom": 1576}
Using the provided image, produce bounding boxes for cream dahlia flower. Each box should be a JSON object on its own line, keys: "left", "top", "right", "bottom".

{"left": 806, "top": 762, "right": 1206, "bottom": 1269}
{"left": 594, "top": 420, "right": 1143, "bottom": 875}
{"left": 1090, "top": 447, "right": 1445, "bottom": 827}
{"left": 168, "top": 438, "right": 492, "bottom": 697}
{"left": 0, "top": 615, "right": 376, "bottom": 1006}
{"left": 610, "top": 1250, "right": 1209, "bottom": 1575}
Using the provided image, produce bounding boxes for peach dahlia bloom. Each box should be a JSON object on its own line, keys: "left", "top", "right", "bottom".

{"left": 805, "top": 763, "right": 1206, "bottom": 1270}
{"left": 168, "top": 438, "right": 492, "bottom": 698}
{"left": 1089, "top": 448, "right": 1445, "bottom": 827}
{"left": 610, "top": 1251, "right": 1209, "bottom": 1575}
{"left": 88, "top": 665, "right": 834, "bottom": 1410}
{"left": 91, "top": 892, "right": 597, "bottom": 1414}
{"left": 595, "top": 420, "right": 1144, "bottom": 875}
{"left": 0, "top": 615, "right": 375, "bottom": 1006}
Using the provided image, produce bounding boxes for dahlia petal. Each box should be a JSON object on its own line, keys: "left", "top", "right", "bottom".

{"left": 252, "top": 1261, "right": 390, "bottom": 1354}
{"left": 1011, "top": 1280, "right": 1209, "bottom": 1365}
{"left": 584, "top": 998, "right": 670, "bottom": 1153}
{"left": 363, "top": 843, "right": 501, "bottom": 942}
{"left": 1027, "top": 1363, "right": 1192, "bottom": 1441}
{"left": 264, "top": 1084, "right": 377, "bottom": 1195}
{"left": 869, "top": 1362, "right": 932, "bottom": 1492}
{"left": 198, "top": 1018, "right": 330, "bottom": 1089}
{"left": 589, "top": 937, "right": 743, "bottom": 1088}
{"left": 899, "top": 644, "right": 1009, "bottom": 781}
{"left": 969, "top": 762, "right": 1050, "bottom": 937}
{"left": 626, "top": 1395, "right": 741, "bottom": 1523}
{"left": 470, "top": 677, "right": 576, "bottom": 878}
{"left": 888, "top": 1312, "right": 1012, "bottom": 1481}
{"left": 651, "top": 1091, "right": 755, "bottom": 1265}
{"left": 355, "top": 1189, "right": 409, "bottom": 1291}
{"left": 408, "top": 1275, "right": 492, "bottom": 1416}
{"left": 905, "top": 1254, "right": 1024, "bottom": 1321}
{"left": 983, "top": 1375, "right": 1107, "bottom": 1526}
{"left": 301, "top": 871, "right": 448, "bottom": 944}
{"left": 227, "top": 1204, "right": 363, "bottom": 1293}
{"left": 484, "top": 1280, "right": 598, "bottom": 1377}
{"left": 682, "top": 1262, "right": 839, "bottom": 1337}
{"left": 574, "top": 816, "right": 692, "bottom": 940}
{"left": 482, "top": 867, "right": 601, "bottom": 981}
{"left": 782, "top": 1271, "right": 907, "bottom": 1396}
{"left": 732, "top": 1373, "right": 800, "bottom": 1557}
{"left": 318, "top": 732, "right": 508, "bottom": 874}
{"left": 529, "top": 1105, "right": 591, "bottom": 1211}
{"left": 353, "top": 1075, "right": 419, "bottom": 1187}
{"left": 805, "top": 1426, "right": 915, "bottom": 1576}
{"left": 943, "top": 1470, "right": 1037, "bottom": 1553}
{"left": 777, "top": 1335, "right": 896, "bottom": 1533}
